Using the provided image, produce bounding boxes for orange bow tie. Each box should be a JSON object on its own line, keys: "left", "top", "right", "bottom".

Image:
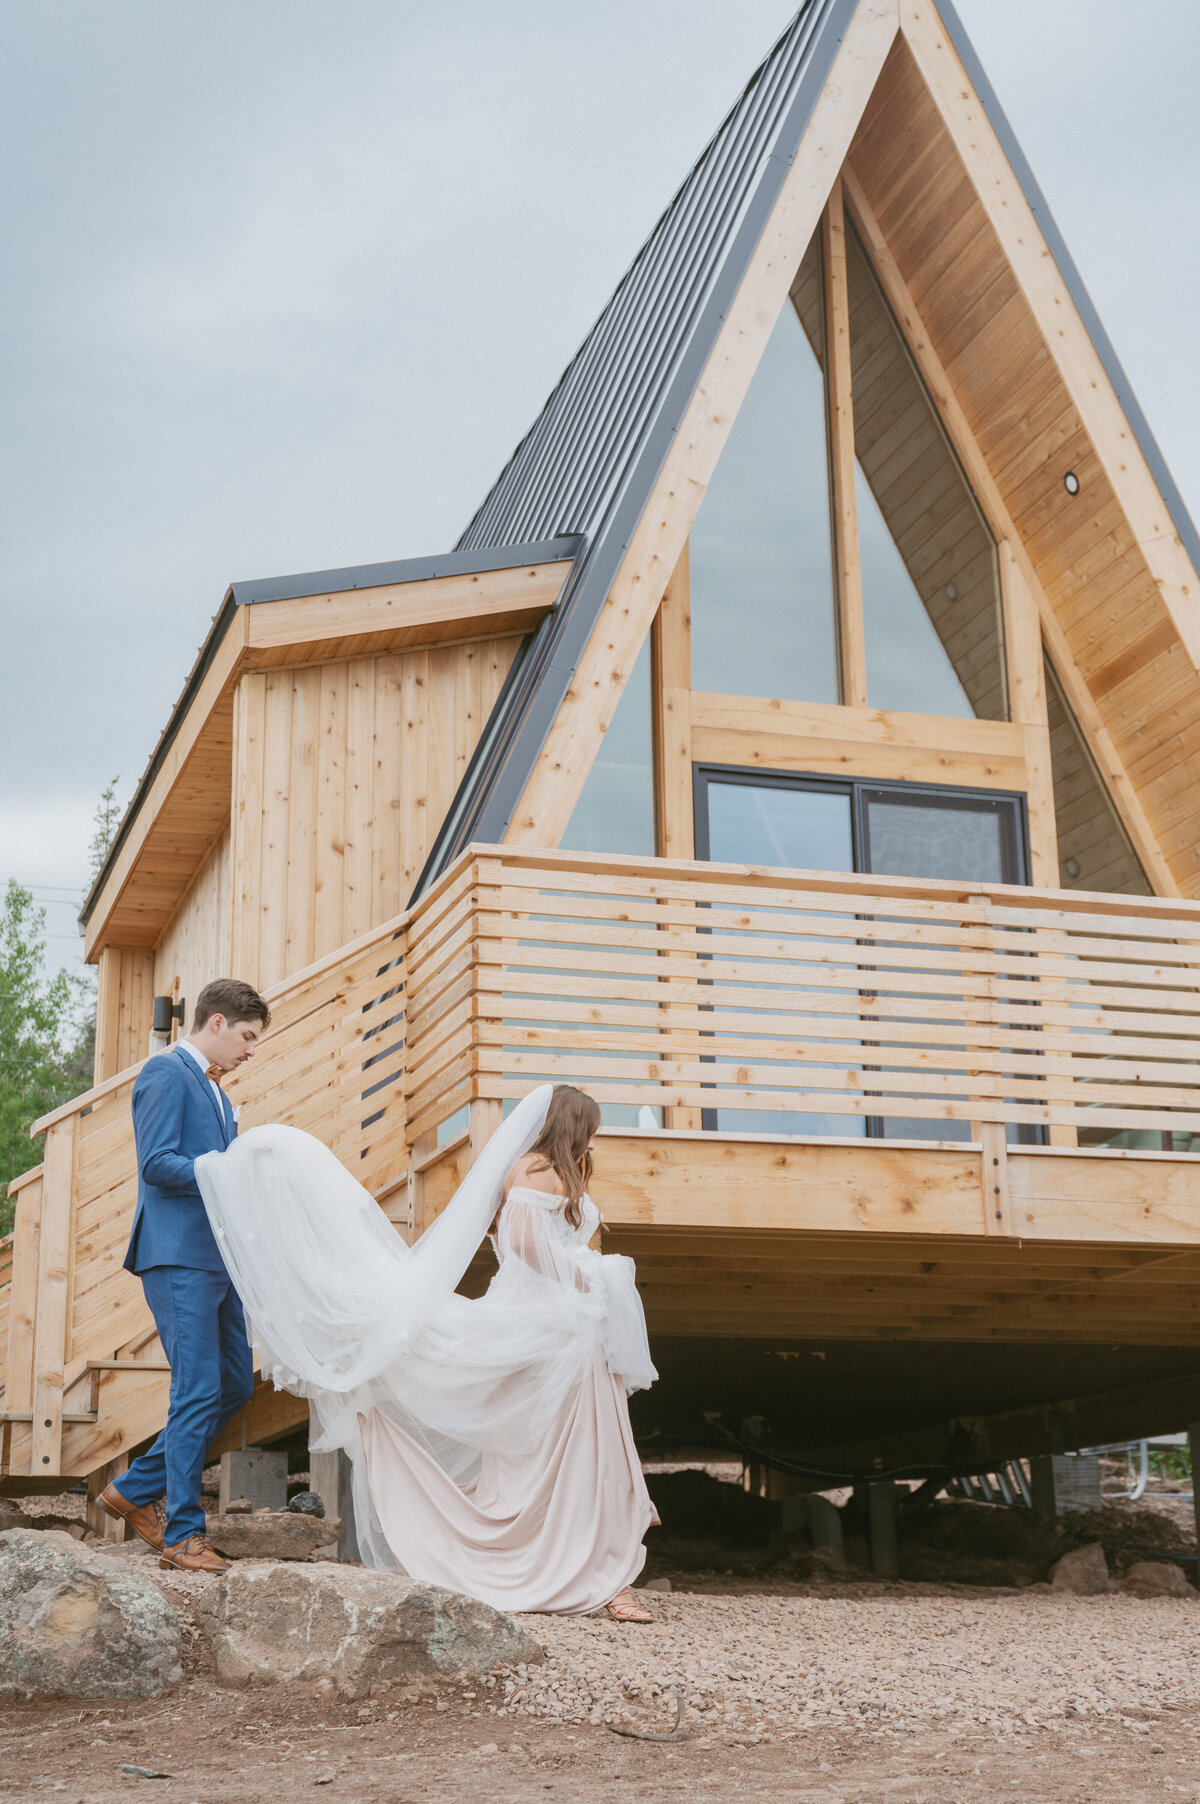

{"left": 205, "top": 1064, "right": 225, "bottom": 1086}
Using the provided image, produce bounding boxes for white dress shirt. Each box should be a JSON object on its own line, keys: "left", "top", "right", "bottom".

{"left": 179, "top": 1038, "right": 224, "bottom": 1109}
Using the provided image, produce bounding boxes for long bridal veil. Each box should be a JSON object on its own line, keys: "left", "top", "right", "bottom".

{"left": 194, "top": 1085, "right": 633, "bottom": 1569}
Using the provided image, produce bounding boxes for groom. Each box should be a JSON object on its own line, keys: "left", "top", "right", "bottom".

{"left": 97, "top": 978, "right": 270, "bottom": 1573}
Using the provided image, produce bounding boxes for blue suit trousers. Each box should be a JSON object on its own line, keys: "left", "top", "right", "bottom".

{"left": 120, "top": 1266, "right": 254, "bottom": 1544}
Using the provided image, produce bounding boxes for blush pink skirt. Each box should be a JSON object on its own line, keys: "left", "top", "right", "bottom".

{"left": 359, "top": 1358, "right": 657, "bottom": 1615}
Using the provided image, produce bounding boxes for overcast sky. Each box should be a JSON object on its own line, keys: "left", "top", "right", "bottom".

{"left": 4, "top": 0, "right": 1199, "bottom": 978}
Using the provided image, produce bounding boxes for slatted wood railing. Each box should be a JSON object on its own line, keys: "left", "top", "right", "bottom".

{"left": 403, "top": 848, "right": 1200, "bottom": 1147}
{"left": 7, "top": 842, "right": 1200, "bottom": 1484}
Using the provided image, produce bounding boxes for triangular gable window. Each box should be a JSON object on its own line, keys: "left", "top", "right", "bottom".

{"left": 846, "top": 219, "right": 1006, "bottom": 721}
{"left": 687, "top": 198, "right": 1008, "bottom": 721}
{"left": 689, "top": 232, "right": 838, "bottom": 704}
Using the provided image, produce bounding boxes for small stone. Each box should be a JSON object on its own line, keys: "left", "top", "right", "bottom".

{"left": 478, "top": 1742, "right": 499, "bottom": 1755}
{"left": 1049, "top": 1544, "right": 1114, "bottom": 1596}
{"left": 206, "top": 1512, "right": 340, "bottom": 1562}
{"left": 1120, "top": 1560, "right": 1193, "bottom": 1598}
{"left": 287, "top": 1492, "right": 326, "bottom": 1519}
{"left": 224, "top": 1498, "right": 253, "bottom": 1515}
{"left": 641, "top": 1577, "right": 673, "bottom": 1593}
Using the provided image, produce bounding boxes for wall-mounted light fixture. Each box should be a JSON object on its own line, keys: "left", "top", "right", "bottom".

{"left": 150, "top": 995, "right": 186, "bottom": 1053}
{"left": 152, "top": 995, "right": 186, "bottom": 1035}
{"left": 1063, "top": 471, "right": 1080, "bottom": 496}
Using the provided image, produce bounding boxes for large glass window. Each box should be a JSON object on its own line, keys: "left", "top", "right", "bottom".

{"left": 559, "top": 637, "right": 655, "bottom": 856}
{"left": 689, "top": 233, "right": 838, "bottom": 703}
{"left": 696, "top": 768, "right": 1030, "bottom": 1143}
{"left": 845, "top": 220, "right": 1008, "bottom": 721}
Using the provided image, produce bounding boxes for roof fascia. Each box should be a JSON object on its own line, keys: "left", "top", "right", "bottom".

{"left": 930, "top": 0, "right": 1200, "bottom": 587}
{"left": 228, "top": 535, "right": 584, "bottom": 607}
{"left": 419, "top": 0, "right": 869, "bottom": 878}
{"left": 81, "top": 534, "right": 584, "bottom": 931}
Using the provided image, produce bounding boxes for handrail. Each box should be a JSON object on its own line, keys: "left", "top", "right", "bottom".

{"left": 1, "top": 882, "right": 436, "bottom": 1481}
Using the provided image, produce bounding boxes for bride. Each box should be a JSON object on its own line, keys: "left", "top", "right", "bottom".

{"left": 194, "top": 1083, "right": 659, "bottom": 1620}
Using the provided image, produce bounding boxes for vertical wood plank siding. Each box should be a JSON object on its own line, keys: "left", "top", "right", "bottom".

{"left": 229, "top": 640, "right": 520, "bottom": 991}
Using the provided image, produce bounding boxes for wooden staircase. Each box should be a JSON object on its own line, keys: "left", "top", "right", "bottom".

{"left": 0, "top": 852, "right": 478, "bottom": 1494}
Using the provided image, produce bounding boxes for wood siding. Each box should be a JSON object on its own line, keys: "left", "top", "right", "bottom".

{"left": 94, "top": 948, "right": 155, "bottom": 1082}
{"left": 849, "top": 35, "right": 1200, "bottom": 894}
{"left": 152, "top": 827, "right": 233, "bottom": 1015}
{"left": 230, "top": 639, "right": 521, "bottom": 990}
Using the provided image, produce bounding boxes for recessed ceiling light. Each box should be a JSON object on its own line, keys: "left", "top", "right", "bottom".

{"left": 1065, "top": 857, "right": 1080, "bottom": 879}
{"left": 1064, "top": 471, "right": 1080, "bottom": 496}
{"left": 944, "top": 581, "right": 958, "bottom": 602}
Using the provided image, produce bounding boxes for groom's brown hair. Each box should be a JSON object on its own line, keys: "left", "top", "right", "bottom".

{"left": 192, "top": 978, "right": 270, "bottom": 1032}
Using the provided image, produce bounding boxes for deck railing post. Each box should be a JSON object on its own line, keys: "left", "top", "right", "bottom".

{"left": 5, "top": 1169, "right": 44, "bottom": 1450}
{"left": 31, "top": 1116, "right": 79, "bottom": 1477}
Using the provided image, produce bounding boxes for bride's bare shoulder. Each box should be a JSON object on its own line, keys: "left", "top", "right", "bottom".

{"left": 504, "top": 1153, "right": 561, "bottom": 1197}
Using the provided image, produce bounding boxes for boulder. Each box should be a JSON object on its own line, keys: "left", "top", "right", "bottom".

{"left": 0, "top": 1529, "right": 181, "bottom": 1700}
{"left": 197, "top": 1563, "right": 543, "bottom": 1699}
{"left": 1121, "top": 1559, "right": 1194, "bottom": 1598}
{"left": 205, "top": 1511, "right": 340, "bottom": 1562}
{"left": 1049, "top": 1542, "right": 1114, "bottom": 1595}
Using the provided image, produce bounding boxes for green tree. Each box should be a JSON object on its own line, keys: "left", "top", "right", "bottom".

{"left": 0, "top": 882, "right": 79, "bottom": 1232}
{"left": 62, "top": 775, "right": 123, "bottom": 1096}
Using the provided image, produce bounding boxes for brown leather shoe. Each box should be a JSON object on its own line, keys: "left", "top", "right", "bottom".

{"left": 160, "top": 1534, "right": 231, "bottom": 1574}
{"left": 96, "top": 1484, "right": 167, "bottom": 1552}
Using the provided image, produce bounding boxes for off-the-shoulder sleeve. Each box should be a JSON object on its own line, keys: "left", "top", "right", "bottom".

{"left": 496, "top": 1194, "right": 592, "bottom": 1293}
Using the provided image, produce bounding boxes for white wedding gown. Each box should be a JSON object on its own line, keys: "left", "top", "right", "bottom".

{"left": 194, "top": 1085, "right": 658, "bottom": 1614}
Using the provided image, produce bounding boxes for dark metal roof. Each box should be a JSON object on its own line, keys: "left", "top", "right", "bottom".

{"left": 417, "top": 0, "right": 1200, "bottom": 897}
{"left": 81, "top": 536, "right": 582, "bottom": 929}
{"left": 420, "top": 0, "right": 857, "bottom": 884}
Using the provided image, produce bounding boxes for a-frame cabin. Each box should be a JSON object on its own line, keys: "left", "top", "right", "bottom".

{"left": 6, "top": 0, "right": 1200, "bottom": 1521}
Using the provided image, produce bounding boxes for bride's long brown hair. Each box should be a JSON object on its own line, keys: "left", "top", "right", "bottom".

{"left": 526, "top": 1085, "right": 601, "bottom": 1229}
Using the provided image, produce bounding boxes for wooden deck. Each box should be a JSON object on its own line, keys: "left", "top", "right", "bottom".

{"left": 5, "top": 845, "right": 1200, "bottom": 1490}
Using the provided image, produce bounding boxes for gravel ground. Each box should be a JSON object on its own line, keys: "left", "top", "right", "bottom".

{"left": 5, "top": 1570, "right": 1200, "bottom": 1801}
{"left": 502, "top": 1586, "right": 1200, "bottom": 1736}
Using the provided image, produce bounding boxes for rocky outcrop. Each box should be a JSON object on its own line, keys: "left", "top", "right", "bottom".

{"left": 1049, "top": 1543, "right": 1114, "bottom": 1595}
{"left": 0, "top": 1529, "right": 181, "bottom": 1700}
{"left": 205, "top": 1511, "right": 339, "bottom": 1562}
{"left": 197, "top": 1562, "right": 542, "bottom": 1699}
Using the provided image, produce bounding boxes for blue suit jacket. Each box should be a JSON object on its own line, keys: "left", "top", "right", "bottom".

{"left": 125, "top": 1044, "right": 237, "bottom": 1274}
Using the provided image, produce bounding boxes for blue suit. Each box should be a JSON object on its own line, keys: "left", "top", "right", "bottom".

{"left": 120, "top": 1045, "right": 254, "bottom": 1544}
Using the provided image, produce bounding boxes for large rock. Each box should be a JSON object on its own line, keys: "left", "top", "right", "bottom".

{"left": 1121, "top": 1559, "right": 1195, "bottom": 1598}
{"left": 0, "top": 1529, "right": 181, "bottom": 1700}
{"left": 1049, "top": 1542, "right": 1114, "bottom": 1595}
{"left": 205, "top": 1511, "right": 340, "bottom": 1562}
{"left": 197, "top": 1563, "right": 542, "bottom": 1699}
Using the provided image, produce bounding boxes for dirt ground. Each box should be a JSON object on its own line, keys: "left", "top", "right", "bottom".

{"left": 6, "top": 1484, "right": 1198, "bottom": 1800}
{"left": 5, "top": 1679, "right": 1200, "bottom": 1803}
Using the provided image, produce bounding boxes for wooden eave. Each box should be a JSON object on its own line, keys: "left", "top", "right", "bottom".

{"left": 846, "top": 23, "right": 1200, "bottom": 893}
{"left": 82, "top": 551, "right": 577, "bottom": 959}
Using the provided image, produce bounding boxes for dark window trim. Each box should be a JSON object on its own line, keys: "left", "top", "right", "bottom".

{"left": 691, "top": 762, "right": 1037, "bottom": 1141}
{"left": 693, "top": 763, "right": 1032, "bottom": 886}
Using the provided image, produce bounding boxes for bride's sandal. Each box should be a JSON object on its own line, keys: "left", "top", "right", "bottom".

{"left": 604, "top": 1587, "right": 654, "bottom": 1623}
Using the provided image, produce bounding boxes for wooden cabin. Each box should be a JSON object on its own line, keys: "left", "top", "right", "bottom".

{"left": 6, "top": 0, "right": 1200, "bottom": 1522}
